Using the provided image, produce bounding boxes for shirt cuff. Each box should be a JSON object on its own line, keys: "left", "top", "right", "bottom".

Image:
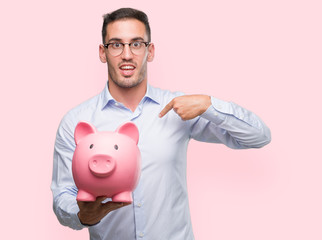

{"left": 70, "top": 204, "right": 88, "bottom": 229}
{"left": 200, "top": 96, "right": 232, "bottom": 125}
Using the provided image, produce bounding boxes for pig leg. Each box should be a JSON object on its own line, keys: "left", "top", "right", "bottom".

{"left": 112, "top": 191, "right": 133, "bottom": 203}
{"left": 76, "top": 189, "right": 96, "bottom": 202}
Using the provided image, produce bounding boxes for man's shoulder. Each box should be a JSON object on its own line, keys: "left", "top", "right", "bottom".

{"left": 59, "top": 92, "right": 102, "bottom": 129}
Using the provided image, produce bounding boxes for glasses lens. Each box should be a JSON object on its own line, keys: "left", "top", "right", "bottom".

{"left": 108, "top": 43, "right": 123, "bottom": 56}
{"left": 130, "top": 42, "right": 145, "bottom": 55}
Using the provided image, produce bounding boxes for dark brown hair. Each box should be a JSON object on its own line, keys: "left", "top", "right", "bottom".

{"left": 102, "top": 8, "right": 151, "bottom": 44}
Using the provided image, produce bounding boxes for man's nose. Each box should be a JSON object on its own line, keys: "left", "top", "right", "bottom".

{"left": 121, "top": 44, "right": 134, "bottom": 60}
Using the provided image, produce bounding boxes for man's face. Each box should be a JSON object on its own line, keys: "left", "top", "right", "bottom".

{"left": 99, "top": 19, "right": 154, "bottom": 88}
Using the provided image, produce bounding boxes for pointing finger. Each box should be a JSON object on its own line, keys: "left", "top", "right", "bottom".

{"left": 159, "top": 100, "right": 174, "bottom": 118}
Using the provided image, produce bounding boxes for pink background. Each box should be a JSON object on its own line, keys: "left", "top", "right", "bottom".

{"left": 1, "top": 0, "right": 321, "bottom": 239}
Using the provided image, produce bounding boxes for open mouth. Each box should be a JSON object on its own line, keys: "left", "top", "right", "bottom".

{"left": 119, "top": 64, "right": 136, "bottom": 76}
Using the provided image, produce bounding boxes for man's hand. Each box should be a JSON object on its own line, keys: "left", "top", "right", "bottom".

{"left": 77, "top": 197, "right": 130, "bottom": 226}
{"left": 159, "top": 95, "right": 211, "bottom": 120}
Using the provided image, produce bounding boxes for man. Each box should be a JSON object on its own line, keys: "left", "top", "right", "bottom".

{"left": 51, "top": 8, "right": 271, "bottom": 240}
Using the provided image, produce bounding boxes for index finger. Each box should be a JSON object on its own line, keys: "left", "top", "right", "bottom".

{"left": 159, "top": 100, "right": 174, "bottom": 118}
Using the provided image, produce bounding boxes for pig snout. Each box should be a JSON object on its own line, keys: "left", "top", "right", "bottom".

{"left": 88, "top": 154, "right": 116, "bottom": 177}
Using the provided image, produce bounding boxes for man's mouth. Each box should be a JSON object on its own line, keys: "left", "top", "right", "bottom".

{"left": 119, "top": 64, "right": 136, "bottom": 76}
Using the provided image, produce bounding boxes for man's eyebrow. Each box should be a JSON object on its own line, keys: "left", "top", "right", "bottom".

{"left": 107, "top": 38, "right": 122, "bottom": 43}
{"left": 107, "top": 37, "right": 146, "bottom": 43}
{"left": 131, "top": 37, "right": 145, "bottom": 41}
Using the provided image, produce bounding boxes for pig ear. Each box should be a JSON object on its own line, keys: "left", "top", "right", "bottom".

{"left": 74, "top": 121, "right": 97, "bottom": 145}
{"left": 116, "top": 122, "right": 139, "bottom": 145}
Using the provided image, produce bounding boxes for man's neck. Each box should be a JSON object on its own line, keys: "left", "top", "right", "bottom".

{"left": 108, "top": 79, "right": 147, "bottom": 112}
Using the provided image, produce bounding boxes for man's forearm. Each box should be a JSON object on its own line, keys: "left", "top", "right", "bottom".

{"left": 53, "top": 189, "right": 85, "bottom": 230}
{"left": 192, "top": 96, "right": 271, "bottom": 149}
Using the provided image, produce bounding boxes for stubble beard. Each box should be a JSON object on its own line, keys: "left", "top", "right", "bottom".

{"left": 108, "top": 62, "right": 148, "bottom": 89}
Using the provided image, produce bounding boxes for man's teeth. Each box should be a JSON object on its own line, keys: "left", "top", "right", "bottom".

{"left": 120, "top": 66, "right": 135, "bottom": 70}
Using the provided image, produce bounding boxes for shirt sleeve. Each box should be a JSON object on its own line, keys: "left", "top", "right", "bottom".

{"left": 189, "top": 96, "right": 271, "bottom": 149}
{"left": 50, "top": 115, "right": 86, "bottom": 230}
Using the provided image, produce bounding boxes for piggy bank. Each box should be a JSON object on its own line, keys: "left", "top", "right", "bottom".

{"left": 72, "top": 121, "right": 141, "bottom": 202}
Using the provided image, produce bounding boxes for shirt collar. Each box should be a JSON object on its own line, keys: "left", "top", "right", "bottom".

{"left": 100, "top": 81, "right": 161, "bottom": 110}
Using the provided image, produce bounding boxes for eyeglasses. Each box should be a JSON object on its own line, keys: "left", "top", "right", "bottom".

{"left": 103, "top": 41, "right": 150, "bottom": 56}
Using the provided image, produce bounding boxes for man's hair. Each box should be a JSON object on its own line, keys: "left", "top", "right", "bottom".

{"left": 102, "top": 8, "right": 151, "bottom": 44}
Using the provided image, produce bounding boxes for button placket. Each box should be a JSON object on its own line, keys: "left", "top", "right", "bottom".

{"left": 132, "top": 181, "right": 146, "bottom": 239}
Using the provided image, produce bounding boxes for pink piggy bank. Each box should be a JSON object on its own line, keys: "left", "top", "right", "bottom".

{"left": 72, "top": 121, "right": 141, "bottom": 203}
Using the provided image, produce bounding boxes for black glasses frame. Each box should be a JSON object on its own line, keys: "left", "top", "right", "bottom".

{"left": 103, "top": 42, "right": 150, "bottom": 49}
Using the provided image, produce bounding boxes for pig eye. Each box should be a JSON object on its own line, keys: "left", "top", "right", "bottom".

{"left": 114, "top": 144, "right": 118, "bottom": 150}
{"left": 89, "top": 144, "right": 94, "bottom": 149}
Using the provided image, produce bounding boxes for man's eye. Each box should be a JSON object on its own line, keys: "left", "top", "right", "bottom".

{"left": 132, "top": 42, "right": 141, "bottom": 48}
{"left": 112, "top": 43, "right": 122, "bottom": 48}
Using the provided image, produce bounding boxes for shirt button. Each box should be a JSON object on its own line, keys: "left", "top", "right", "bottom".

{"left": 139, "top": 232, "right": 144, "bottom": 238}
{"left": 137, "top": 202, "right": 142, "bottom": 207}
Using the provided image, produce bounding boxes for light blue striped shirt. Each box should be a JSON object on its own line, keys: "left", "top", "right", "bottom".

{"left": 51, "top": 82, "right": 271, "bottom": 240}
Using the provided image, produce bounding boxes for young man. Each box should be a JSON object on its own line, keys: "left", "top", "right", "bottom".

{"left": 51, "top": 8, "right": 271, "bottom": 240}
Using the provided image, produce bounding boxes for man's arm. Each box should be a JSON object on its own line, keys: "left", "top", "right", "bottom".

{"left": 159, "top": 94, "right": 271, "bottom": 149}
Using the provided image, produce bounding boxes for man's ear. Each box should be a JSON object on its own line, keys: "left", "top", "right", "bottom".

{"left": 99, "top": 44, "right": 107, "bottom": 63}
{"left": 147, "top": 43, "right": 155, "bottom": 62}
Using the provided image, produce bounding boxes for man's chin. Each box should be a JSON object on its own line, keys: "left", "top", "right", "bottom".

{"left": 113, "top": 78, "right": 143, "bottom": 89}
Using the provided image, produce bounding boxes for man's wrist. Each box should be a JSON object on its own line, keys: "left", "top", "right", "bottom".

{"left": 80, "top": 220, "right": 101, "bottom": 227}
{"left": 77, "top": 212, "right": 101, "bottom": 227}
